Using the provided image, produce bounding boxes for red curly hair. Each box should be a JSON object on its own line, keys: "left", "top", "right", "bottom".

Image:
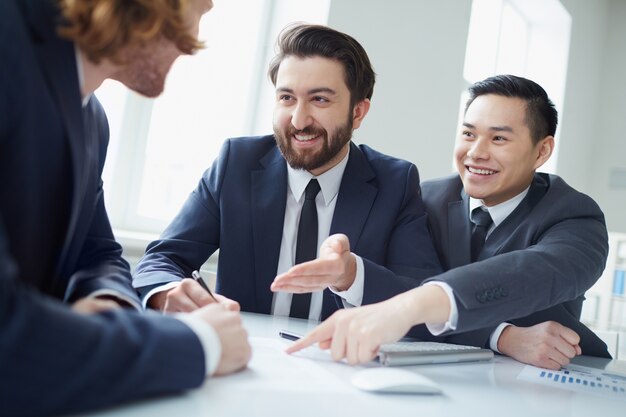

{"left": 57, "top": 0, "right": 204, "bottom": 64}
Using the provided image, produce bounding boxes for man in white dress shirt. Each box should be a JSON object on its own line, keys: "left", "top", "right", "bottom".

{"left": 133, "top": 23, "right": 443, "bottom": 327}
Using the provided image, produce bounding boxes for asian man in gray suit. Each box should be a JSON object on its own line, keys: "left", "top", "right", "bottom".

{"left": 286, "top": 75, "right": 609, "bottom": 370}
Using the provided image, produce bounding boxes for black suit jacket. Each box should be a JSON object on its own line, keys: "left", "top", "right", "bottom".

{"left": 0, "top": 1, "right": 208, "bottom": 414}
{"left": 422, "top": 174, "right": 610, "bottom": 357}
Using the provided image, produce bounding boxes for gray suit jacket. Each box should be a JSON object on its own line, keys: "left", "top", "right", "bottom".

{"left": 422, "top": 173, "right": 610, "bottom": 357}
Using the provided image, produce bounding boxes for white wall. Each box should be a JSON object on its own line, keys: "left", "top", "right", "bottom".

{"left": 327, "top": 0, "right": 626, "bottom": 232}
{"left": 551, "top": 0, "right": 626, "bottom": 232}
{"left": 327, "top": 0, "right": 472, "bottom": 181}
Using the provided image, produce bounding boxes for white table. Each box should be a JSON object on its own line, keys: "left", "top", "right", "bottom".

{"left": 83, "top": 312, "right": 625, "bottom": 417}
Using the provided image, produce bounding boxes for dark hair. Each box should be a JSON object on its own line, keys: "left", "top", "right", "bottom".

{"left": 465, "top": 75, "right": 558, "bottom": 144}
{"left": 268, "top": 23, "right": 376, "bottom": 108}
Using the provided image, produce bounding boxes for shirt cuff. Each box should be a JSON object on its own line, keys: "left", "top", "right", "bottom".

{"left": 422, "top": 281, "right": 458, "bottom": 335}
{"left": 142, "top": 281, "right": 181, "bottom": 310}
{"left": 489, "top": 322, "right": 513, "bottom": 353}
{"left": 175, "top": 313, "right": 222, "bottom": 377}
{"left": 329, "top": 253, "right": 364, "bottom": 308}
{"left": 87, "top": 289, "right": 141, "bottom": 311}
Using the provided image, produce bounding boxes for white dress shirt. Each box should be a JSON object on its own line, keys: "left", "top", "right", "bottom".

{"left": 272, "top": 151, "right": 366, "bottom": 320}
{"left": 426, "top": 187, "right": 530, "bottom": 352}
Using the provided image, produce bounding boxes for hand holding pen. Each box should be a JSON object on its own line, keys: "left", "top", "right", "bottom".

{"left": 189, "top": 270, "right": 240, "bottom": 312}
{"left": 150, "top": 270, "right": 241, "bottom": 313}
{"left": 192, "top": 270, "right": 219, "bottom": 303}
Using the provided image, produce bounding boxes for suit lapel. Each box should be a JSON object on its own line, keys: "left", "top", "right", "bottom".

{"left": 481, "top": 174, "right": 548, "bottom": 258}
{"left": 25, "top": 0, "right": 88, "bottom": 275}
{"left": 325, "top": 143, "right": 377, "bottom": 313}
{"left": 447, "top": 190, "right": 471, "bottom": 268}
{"left": 251, "top": 147, "right": 288, "bottom": 313}
{"left": 329, "top": 143, "right": 377, "bottom": 243}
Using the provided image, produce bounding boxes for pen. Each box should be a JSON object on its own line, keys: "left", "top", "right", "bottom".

{"left": 192, "top": 270, "right": 219, "bottom": 303}
{"left": 279, "top": 330, "right": 303, "bottom": 341}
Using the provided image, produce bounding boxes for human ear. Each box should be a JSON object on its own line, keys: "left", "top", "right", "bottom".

{"left": 533, "top": 136, "right": 555, "bottom": 170}
{"left": 351, "top": 99, "right": 371, "bottom": 129}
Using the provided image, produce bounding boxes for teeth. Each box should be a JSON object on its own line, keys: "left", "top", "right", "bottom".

{"left": 294, "top": 133, "right": 317, "bottom": 141}
{"left": 468, "top": 167, "right": 496, "bottom": 175}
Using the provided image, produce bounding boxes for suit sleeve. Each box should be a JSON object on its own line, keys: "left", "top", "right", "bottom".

{"left": 361, "top": 163, "right": 443, "bottom": 304}
{"left": 426, "top": 194, "right": 608, "bottom": 333}
{"left": 63, "top": 99, "right": 139, "bottom": 305}
{"left": 0, "top": 214, "right": 206, "bottom": 416}
{"left": 133, "top": 140, "right": 230, "bottom": 300}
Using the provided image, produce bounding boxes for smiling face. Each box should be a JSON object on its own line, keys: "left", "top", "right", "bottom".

{"left": 455, "top": 94, "right": 554, "bottom": 207}
{"left": 272, "top": 56, "right": 370, "bottom": 175}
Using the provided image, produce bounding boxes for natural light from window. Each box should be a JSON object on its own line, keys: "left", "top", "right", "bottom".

{"left": 97, "top": 0, "right": 330, "bottom": 234}
{"left": 461, "top": 0, "right": 571, "bottom": 175}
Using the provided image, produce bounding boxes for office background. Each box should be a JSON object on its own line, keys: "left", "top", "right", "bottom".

{"left": 94, "top": 0, "right": 626, "bottom": 354}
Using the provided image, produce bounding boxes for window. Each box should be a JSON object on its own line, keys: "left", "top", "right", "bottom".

{"left": 460, "top": 0, "right": 571, "bottom": 174}
{"left": 97, "top": 0, "right": 330, "bottom": 236}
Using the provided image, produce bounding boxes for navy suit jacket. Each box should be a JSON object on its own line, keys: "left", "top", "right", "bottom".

{"left": 1, "top": 1, "right": 207, "bottom": 414}
{"left": 422, "top": 174, "right": 610, "bottom": 357}
{"left": 134, "top": 136, "right": 442, "bottom": 319}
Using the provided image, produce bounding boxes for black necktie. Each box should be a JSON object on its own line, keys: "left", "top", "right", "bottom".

{"left": 470, "top": 207, "right": 493, "bottom": 262}
{"left": 289, "top": 179, "right": 321, "bottom": 319}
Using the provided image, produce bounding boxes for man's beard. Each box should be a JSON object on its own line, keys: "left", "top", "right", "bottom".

{"left": 274, "top": 115, "right": 353, "bottom": 172}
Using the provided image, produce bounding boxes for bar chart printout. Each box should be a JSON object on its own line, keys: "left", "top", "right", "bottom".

{"left": 517, "top": 364, "right": 626, "bottom": 401}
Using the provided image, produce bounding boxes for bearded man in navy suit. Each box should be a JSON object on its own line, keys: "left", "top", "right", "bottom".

{"left": 133, "top": 24, "right": 443, "bottom": 323}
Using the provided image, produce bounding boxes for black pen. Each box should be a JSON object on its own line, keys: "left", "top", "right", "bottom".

{"left": 192, "top": 270, "right": 219, "bottom": 303}
{"left": 279, "top": 330, "right": 303, "bottom": 341}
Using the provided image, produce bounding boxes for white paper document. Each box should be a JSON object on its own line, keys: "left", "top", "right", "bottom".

{"left": 518, "top": 363, "right": 626, "bottom": 401}
{"left": 216, "top": 337, "right": 352, "bottom": 393}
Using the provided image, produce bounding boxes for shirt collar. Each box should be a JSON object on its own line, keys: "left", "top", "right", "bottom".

{"left": 469, "top": 186, "right": 530, "bottom": 227}
{"left": 75, "top": 45, "right": 91, "bottom": 107}
{"left": 287, "top": 150, "right": 350, "bottom": 206}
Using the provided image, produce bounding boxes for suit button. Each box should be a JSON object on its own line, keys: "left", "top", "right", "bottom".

{"left": 501, "top": 287, "right": 509, "bottom": 297}
{"left": 476, "top": 293, "right": 487, "bottom": 303}
{"left": 485, "top": 289, "right": 494, "bottom": 301}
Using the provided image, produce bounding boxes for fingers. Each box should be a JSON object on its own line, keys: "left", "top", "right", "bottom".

{"left": 285, "top": 317, "right": 337, "bottom": 354}
{"left": 330, "top": 317, "right": 348, "bottom": 362}
{"left": 541, "top": 358, "right": 564, "bottom": 371}
{"left": 271, "top": 258, "right": 345, "bottom": 293}
{"left": 320, "top": 234, "right": 350, "bottom": 257}
{"left": 271, "top": 277, "right": 332, "bottom": 293}
{"left": 214, "top": 294, "right": 241, "bottom": 311}
{"left": 182, "top": 278, "right": 217, "bottom": 306}
{"left": 547, "top": 322, "right": 580, "bottom": 362}
{"left": 318, "top": 339, "right": 332, "bottom": 350}
{"left": 358, "top": 343, "right": 379, "bottom": 364}
{"left": 200, "top": 307, "right": 252, "bottom": 376}
{"left": 553, "top": 336, "right": 578, "bottom": 359}
{"left": 164, "top": 278, "right": 217, "bottom": 313}
{"left": 574, "top": 344, "right": 582, "bottom": 356}
{"left": 274, "top": 259, "right": 342, "bottom": 281}
{"left": 523, "top": 322, "right": 580, "bottom": 369}
{"left": 558, "top": 324, "right": 581, "bottom": 347}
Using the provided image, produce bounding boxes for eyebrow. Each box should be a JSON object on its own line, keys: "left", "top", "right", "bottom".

{"left": 462, "top": 122, "right": 514, "bottom": 133}
{"left": 276, "top": 87, "right": 337, "bottom": 96}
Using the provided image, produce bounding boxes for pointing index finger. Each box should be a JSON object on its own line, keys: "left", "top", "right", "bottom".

{"left": 285, "top": 320, "right": 336, "bottom": 354}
